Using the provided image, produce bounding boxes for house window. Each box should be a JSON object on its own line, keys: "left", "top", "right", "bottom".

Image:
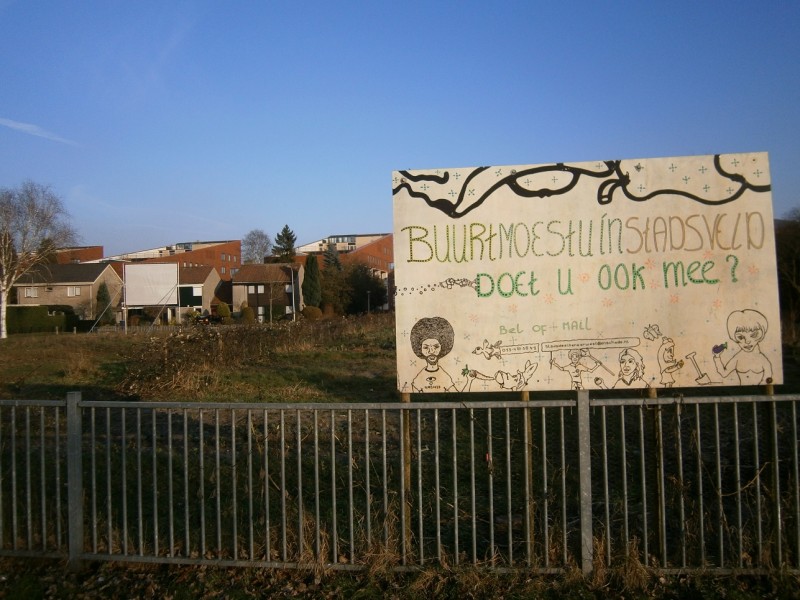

{"left": 221, "top": 266, "right": 226, "bottom": 274}
{"left": 24, "top": 287, "right": 38, "bottom": 298}
{"left": 221, "top": 253, "right": 226, "bottom": 261}
{"left": 67, "top": 286, "right": 81, "bottom": 297}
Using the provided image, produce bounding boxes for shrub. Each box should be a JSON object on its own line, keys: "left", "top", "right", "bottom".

{"left": 6, "top": 305, "right": 79, "bottom": 334}
{"left": 240, "top": 306, "right": 255, "bottom": 323}
{"left": 216, "top": 301, "right": 231, "bottom": 319}
{"left": 301, "top": 305, "right": 323, "bottom": 321}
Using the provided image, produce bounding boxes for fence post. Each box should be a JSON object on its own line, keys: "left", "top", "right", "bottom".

{"left": 577, "top": 390, "right": 593, "bottom": 575}
{"left": 401, "top": 392, "right": 413, "bottom": 560}
{"left": 66, "top": 391, "right": 84, "bottom": 571}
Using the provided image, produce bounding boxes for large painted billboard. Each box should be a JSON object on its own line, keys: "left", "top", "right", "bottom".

{"left": 392, "top": 152, "right": 782, "bottom": 393}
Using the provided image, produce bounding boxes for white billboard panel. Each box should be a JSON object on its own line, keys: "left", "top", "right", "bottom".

{"left": 393, "top": 152, "right": 782, "bottom": 393}
{"left": 124, "top": 263, "right": 179, "bottom": 306}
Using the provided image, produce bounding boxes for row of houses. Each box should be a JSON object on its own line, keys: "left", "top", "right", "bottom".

{"left": 11, "top": 233, "right": 393, "bottom": 325}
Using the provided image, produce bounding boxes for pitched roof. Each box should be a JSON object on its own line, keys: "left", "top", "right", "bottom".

{"left": 179, "top": 265, "right": 216, "bottom": 285}
{"left": 232, "top": 263, "right": 296, "bottom": 284}
{"left": 16, "top": 263, "right": 118, "bottom": 285}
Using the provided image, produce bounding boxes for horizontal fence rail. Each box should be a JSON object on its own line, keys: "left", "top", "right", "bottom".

{"left": 0, "top": 393, "right": 798, "bottom": 574}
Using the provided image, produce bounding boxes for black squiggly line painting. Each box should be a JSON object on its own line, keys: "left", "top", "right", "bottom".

{"left": 393, "top": 154, "right": 771, "bottom": 219}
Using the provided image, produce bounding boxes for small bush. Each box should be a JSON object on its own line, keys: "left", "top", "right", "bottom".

{"left": 216, "top": 302, "right": 231, "bottom": 319}
{"left": 301, "top": 305, "right": 323, "bottom": 321}
{"left": 240, "top": 306, "right": 255, "bottom": 323}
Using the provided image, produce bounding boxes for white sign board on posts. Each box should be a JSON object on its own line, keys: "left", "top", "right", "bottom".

{"left": 392, "top": 152, "right": 782, "bottom": 393}
{"left": 124, "top": 263, "right": 179, "bottom": 307}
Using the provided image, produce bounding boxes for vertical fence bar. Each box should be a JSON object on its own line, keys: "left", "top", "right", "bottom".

{"left": 752, "top": 402, "right": 762, "bottom": 566}
{"left": 152, "top": 408, "right": 159, "bottom": 556}
{"left": 280, "top": 410, "right": 286, "bottom": 562}
{"left": 560, "top": 406, "right": 567, "bottom": 565}
{"left": 199, "top": 409, "right": 206, "bottom": 558}
{"left": 105, "top": 408, "right": 113, "bottom": 555}
{"left": 296, "top": 409, "right": 303, "bottom": 562}
{"left": 638, "top": 406, "right": 648, "bottom": 563}
{"left": 452, "top": 408, "right": 459, "bottom": 566}
{"left": 488, "top": 408, "right": 495, "bottom": 565}
{"left": 56, "top": 406, "right": 63, "bottom": 550}
{"left": 656, "top": 405, "right": 667, "bottom": 567}
{"left": 620, "top": 405, "right": 629, "bottom": 558}
{"left": 11, "top": 406, "right": 17, "bottom": 551}
{"left": 675, "top": 402, "right": 686, "bottom": 568}
{"left": 0, "top": 406, "right": 4, "bottom": 549}
{"left": 365, "top": 409, "right": 371, "bottom": 549}
{"left": 793, "top": 400, "right": 800, "bottom": 567}
{"left": 417, "top": 409, "right": 424, "bottom": 565}
{"left": 469, "top": 407, "right": 477, "bottom": 564}
{"left": 136, "top": 408, "right": 143, "bottom": 556}
{"left": 40, "top": 409, "right": 46, "bottom": 551}
{"left": 121, "top": 409, "right": 128, "bottom": 555}
{"left": 25, "top": 407, "right": 31, "bottom": 550}
{"left": 215, "top": 409, "right": 222, "bottom": 558}
{"left": 330, "top": 410, "right": 338, "bottom": 564}
{"left": 771, "top": 400, "right": 782, "bottom": 564}
{"left": 733, "top": 402, "right": 743, "bottom": 567}
{"left": 183, "top": 408, "right": 190, "bottom": 557}
{"left": 348, "top": 409, "right": 354, "bottom": 562}
{"left": 542, "top": 406, "right": 549, "bottom": 567}
{"left": 577, "top": 390, "right": 593, "bottom": 576}
{"left": 714, "top": 403, "right": 723, "bottom": 567}
{"left": 601, "top": 405, "right": 611, "bottom": 566}
{"left": 247, "top": 410, "right": 254, "bottom": 560}
{"left": 231, "top": 409, "right": 238, "bottom": 561}
{"left": 399, "top": 408, "right": 407, "bottom": 565}
{"left": 168, "top": 411, "right": 174, "bottom": 557}
{"left": 505, "top": 408, "right": 512, "bottom": 565}
{"left": 89, "top": 407, "right": 96, "bottom": 553}
{"left": 66, "top": 392, "right": 83, "bottom": 571}
{"left": 263, "top": 409, "right": 270, "bottom": 562}
{"left": 382, "top": 409, "right": 389, "bottom": 553}
{"left": 401, "top": 394, "right": 413, "bottom": 563}
{"left": 695, "top": 403, "right": 705, "bottom": 565}
{"left": 435, "top": 408, "right": 442, "bottom": 562}
{"left": 522, "top": 400, "right": 532, "bottom": 567}
{"left": 313, "top": 410, "right": 320, "bottom": 561}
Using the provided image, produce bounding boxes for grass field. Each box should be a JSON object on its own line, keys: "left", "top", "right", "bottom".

{"left": 0, "top": 314, "right": 400, "bottom": 403}
{"left": 2, "top": 312, "right": 799, "bottom": 403}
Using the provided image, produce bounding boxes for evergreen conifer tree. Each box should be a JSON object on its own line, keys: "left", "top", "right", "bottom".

{"left": 302, "top": 254, "right": 322, "bottom": 307}
{"left": 274, "top": 225, "right": 297, "bottom": 262}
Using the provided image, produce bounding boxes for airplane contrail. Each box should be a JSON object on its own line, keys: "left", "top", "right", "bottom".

{"left": 0, "top": 117, "right": 79, "bottom": 147}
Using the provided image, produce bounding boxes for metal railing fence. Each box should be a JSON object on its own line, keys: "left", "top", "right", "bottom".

{"left": 0, "top": 393, "right": 797, "bottom": 574}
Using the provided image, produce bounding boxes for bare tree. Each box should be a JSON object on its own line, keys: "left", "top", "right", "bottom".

{"left": 0, "top": 181, "right": 77, "bottom": 339}
{"left": 242, "top": 229, "right": 272, "bottom": 263}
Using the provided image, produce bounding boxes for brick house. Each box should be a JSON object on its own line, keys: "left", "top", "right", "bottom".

{"left": 14, "top": 263, "right": 123, "bottom": 320}
{"left": 178, "top": 265, "right": 223, "bottom": 318}
{"left": 231, "top": 263, "right": 304, "bottom": 323}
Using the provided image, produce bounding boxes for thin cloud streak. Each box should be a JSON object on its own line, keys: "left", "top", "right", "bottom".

{"left": 0, "top": 117, "right": 80, "bottom": 147}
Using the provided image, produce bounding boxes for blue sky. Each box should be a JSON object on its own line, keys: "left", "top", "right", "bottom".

{"left": 1, "top": 1, "right": 799, "bottom": 256}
